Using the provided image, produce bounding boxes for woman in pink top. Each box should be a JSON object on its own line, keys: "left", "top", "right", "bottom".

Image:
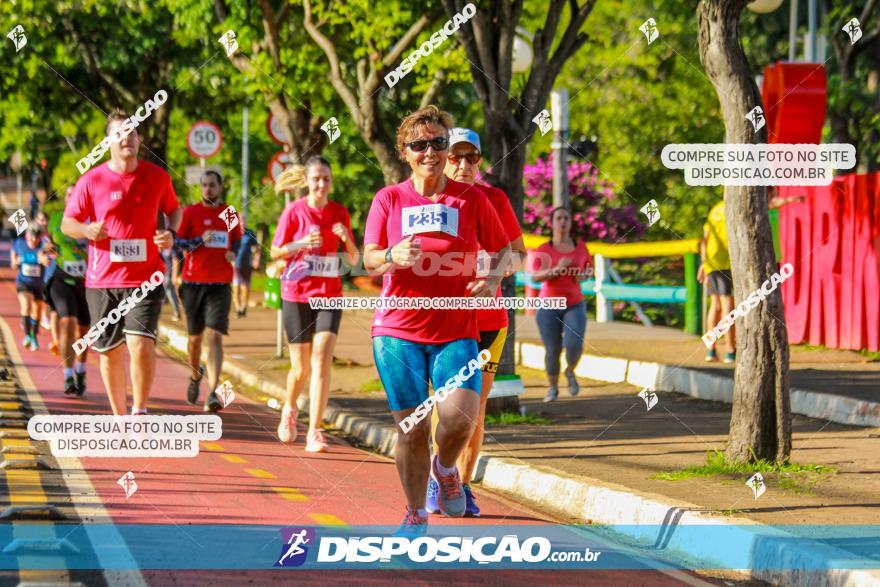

{"left": 529, "top": 206, "right": 592, "bottom": 402}
{"left": 270, "top": 156, "right": 358, "bottom": 453}
{"left": 363, "top": 106, "right": 511, "bottom": 534}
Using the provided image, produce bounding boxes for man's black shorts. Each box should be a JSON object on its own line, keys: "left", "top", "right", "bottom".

{"left": 282, "top": 300, "right": 341, "bottom": 344}
{"left": 16, "top": 281, "right": 44, "bottom": 301}
{"left": 48, "top": 272, "right": 90, "bottom": 326}
{"left": 179, "top": 283, "right": 232, "bottom": 336}
{"left": 85, "top": 285, "right": 165, "bottom": 352}
{"left": 706, "top": 269, "right": 733, "bottom": 296}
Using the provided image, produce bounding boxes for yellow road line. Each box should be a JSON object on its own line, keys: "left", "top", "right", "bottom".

{"left": 270, "top": 487, "right": 309, "bottom": 503}
{"left": 244, "top": 468, "right": 276, "bottom": 479}
{"left": 220, "top": 454, "right": 247, "bottom": 464}
{"left": 2, "top": 438, "right": 32, "bottom": 448}
{"left": 6, "top": 470, "right": 44, "bottom": 504}
{"left": 308, "top": 513, "right": 348, "bottom": 526}
{"left": 202, "top": 442, "right": 225, "bottom": 452}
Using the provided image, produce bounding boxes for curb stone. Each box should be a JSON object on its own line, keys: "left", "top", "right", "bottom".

{"left": 518, "top": 342, "right": 880, "bottom": 428}
{"left": 158, "top": 324, "right": 880, "bottom": 586}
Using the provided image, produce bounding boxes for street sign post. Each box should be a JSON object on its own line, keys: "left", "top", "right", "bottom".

{"left": 187, "top": 121, "right": 223, "bottom": 167}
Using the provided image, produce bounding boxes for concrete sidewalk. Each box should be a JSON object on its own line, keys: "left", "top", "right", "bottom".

{"left": 157, "top": 301, "right": 880, "bottom": 587}
{"left": 515, "top": 318, "right": 880, "bottom": 428}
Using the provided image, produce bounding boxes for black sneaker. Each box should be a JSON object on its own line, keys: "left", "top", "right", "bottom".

{"left": 204, "top": 391, "right": 223, "bottom": 413}
{"left": 75, "top": 371, "right": 86, "bottom": 396}
{"left": 187, "top": 366, "right": 204, "bottom": 405}
{"left": 64, "top": 376, "right": 77, "bottom": 395}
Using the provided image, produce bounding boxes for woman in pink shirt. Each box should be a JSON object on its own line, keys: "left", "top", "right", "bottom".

{"left": 529, "top": 206, "right": 592, "bottom": 402}
{"left": 270, "top": 156, "right": 358, "bottom": 452}
{"left": 363, "top": 106, "right": 511, "bottom": 534}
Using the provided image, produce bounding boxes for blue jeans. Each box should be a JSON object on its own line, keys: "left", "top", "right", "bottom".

{"left": 535, "top": 301, "right": 587, "bottom": 377}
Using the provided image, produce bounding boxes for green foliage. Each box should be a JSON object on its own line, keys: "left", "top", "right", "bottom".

{"left": 549, "top": 0, "right": 724, "bottom": 241}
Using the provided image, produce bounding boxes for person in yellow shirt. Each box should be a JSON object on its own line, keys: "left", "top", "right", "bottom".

{"left": 697, "top": 199, "right": 735, "bottom": 363}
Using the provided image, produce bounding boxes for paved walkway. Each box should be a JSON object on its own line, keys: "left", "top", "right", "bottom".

{"left": 158, "top": 297, "right": 880, "bottom": 528}
{"left": 200, "top": 293, "right": 880, "bottom": 403}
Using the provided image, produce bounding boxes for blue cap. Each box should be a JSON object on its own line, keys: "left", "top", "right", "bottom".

{"left": 449, "top": 128, "right": 481, "bottom": 153}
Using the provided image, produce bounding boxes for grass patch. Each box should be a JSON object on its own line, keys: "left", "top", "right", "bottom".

{"left": 359, "top": 379, "right": 384, "bottom": 393}
{"left": 485, "top": 412, "right": 551, "bottom": 426}
{"left": 652, "top": 449, "right": 834, "bottom": 481}
{"left": 795, "top": 342, "right": 880, "bottom": 362}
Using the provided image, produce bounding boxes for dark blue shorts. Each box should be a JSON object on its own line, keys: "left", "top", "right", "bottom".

{"left": 372, "top": 336, "right": 482, "bottom": 411}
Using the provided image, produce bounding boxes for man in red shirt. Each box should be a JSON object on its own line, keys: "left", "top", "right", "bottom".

{"left": 62, "top": 109, "right": 181, "bottom": 416}
{"left": 176, "top": 171, "right": 242, "bottom": 411}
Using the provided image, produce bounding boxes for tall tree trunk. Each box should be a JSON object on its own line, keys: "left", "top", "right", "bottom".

{"left": 266, "top": 96, "right": 326, "bottom": 164}
{"left": 361, "top": 113, "right": 408, "bottom": 185}
{"left": 696, "top": 0, "right": 791, "bottom": 464}
{"left": 144, "top": 90, "right": 172, "bottom": 169}
{"left": 442, "top": 0, "right": 593, "bottom": 380}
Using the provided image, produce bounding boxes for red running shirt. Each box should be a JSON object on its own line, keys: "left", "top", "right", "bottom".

{"left": 528, "top": 241, "right": 592, "bottom": 308}
{"left": 475, "top": 185, "right": 522, "bottom": 332}
{"left": 178, "top": 202, "right": 243, "bottom": 284}
{"left": 66, "top": 161, "right": 179, "bottom": 288}
{"left": 272, "top": 198, "right": 353, "bottom": 303}
{"left": 364, "top": 178, "right": 509, "bottom": 344}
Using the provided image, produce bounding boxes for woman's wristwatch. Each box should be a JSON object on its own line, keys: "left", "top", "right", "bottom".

{"left": 384, "top": 247, "right": 394, "bottom": 264}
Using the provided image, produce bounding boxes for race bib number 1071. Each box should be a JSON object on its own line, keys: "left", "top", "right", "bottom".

{"left": 305, "top": 255, "right": 340, "bottom": 278}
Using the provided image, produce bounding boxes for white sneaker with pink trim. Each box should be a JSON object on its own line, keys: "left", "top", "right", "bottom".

{"left": 277, "top": 404, "right": 298, "bottom": 443}
{"left": 305, "top": 429, "right": 329, "bottom": 453}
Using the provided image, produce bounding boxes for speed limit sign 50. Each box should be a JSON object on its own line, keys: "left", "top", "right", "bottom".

{"left": 187, "top": 121, "right": 223, "bottom": 159}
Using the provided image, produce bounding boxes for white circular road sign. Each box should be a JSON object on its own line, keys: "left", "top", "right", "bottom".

{"left": 267, "top": 112, "right": 292, "bottom": 146}
{"left": 187, "top": 121, "right": 223, "bottom": 159}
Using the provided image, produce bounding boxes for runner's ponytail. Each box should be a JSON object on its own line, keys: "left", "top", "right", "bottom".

{"left": 274, "top": 165, "right": 307, "bottom": 193}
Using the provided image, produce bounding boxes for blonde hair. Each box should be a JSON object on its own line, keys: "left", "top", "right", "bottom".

{"left": 273, "top": 156, "right": 333, "bottom": 193}
{"left": 274, "top": 165, "right": 306, "bottom": 193}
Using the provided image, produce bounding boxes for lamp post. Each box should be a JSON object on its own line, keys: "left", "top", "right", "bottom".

{"left": 489, "top": 27, "right": 536, "bottom": 416}
{"left": 550, "top": 89, "right": 570, "bottom": 209}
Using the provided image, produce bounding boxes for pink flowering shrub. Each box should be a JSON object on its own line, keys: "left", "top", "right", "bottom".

{"left": 523, "top": 156, "right": 646, "bottom": 241}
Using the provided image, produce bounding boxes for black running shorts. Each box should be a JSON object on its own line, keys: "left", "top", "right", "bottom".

{"left": 179, "top": 283, "right": 232, "bottom": 336}
{"left": 16, "top": 280, "right": 44, "bottom": 301}
{"left": 282, "top": 300, "right": 341, "bottom": 344}
{"left": 706, "top": 269, "right": 733, "bottom": 296}
{"left": 84, "top": 286, "right": 164, "bottom": 352}
{"left": 48, "top": 272, "right": 90, "bottom": 326}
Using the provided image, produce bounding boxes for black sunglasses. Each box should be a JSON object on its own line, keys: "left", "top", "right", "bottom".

{"left": 448, "top": 153, "right": 481, "bottom": 165}
{"left": 406, "top": 137, "right": 449, "bottom": 153}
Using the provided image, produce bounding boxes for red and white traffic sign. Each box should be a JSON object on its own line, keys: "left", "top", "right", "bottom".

{"left": 187, "top": 121, "right": 223, "bottom": 159}
{"left": 268, "top": 151, "right": 294, "bottom": 183}
{"left": 267, "top": 112, "right": 291, "bottom": 146}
